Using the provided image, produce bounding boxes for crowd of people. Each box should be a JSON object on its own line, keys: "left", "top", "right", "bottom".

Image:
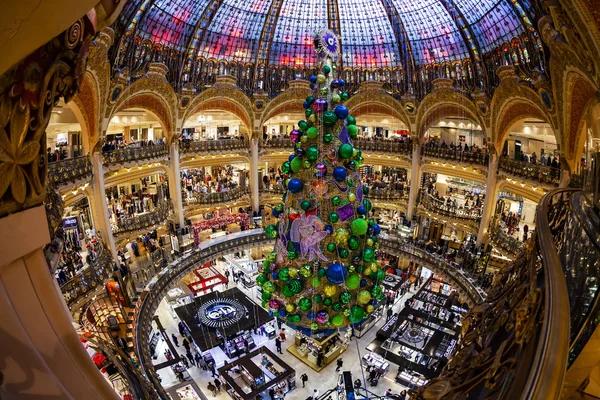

{"left": 363, "top": 169, "right": 409, "bottom": 195}
{"left": 101, "top": 137, "right": 166, "bottom": 152}
{"left": 503, "top": 148, "right": 560, "bottom": 169}
{"left": 182, "top": 166, "right": 243, "bottom": 199}
{"left": 423, "top": 138, "right": 487, "bottom": 154}
{"left": 106, "top": 180, "right": 170, "bottom": 226}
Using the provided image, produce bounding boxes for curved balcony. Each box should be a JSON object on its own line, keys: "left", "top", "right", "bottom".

{"left": 422, "top": 145, "right": 490, "bottom": 167}
{"left": 489, "top": 218, "right": 525, "bottom": 257}
{"left": 179, "top": 138, "right": 249, "bottom": 155}
{"left": 60, "top": 241, "right": 114, "bottom": 307}
{"left": 353, "top": 139, "right": 412, "bottom": 155}
{"left": 261, "top": 184, "right": 286, "bottom": 195}
{"left": 499, "top": 157, "right": 561, "bottom": 186}
{"left": 260, "top": 137, "right": 295, "bottom": 151}
{"left": 102, "top": 144, "right": 169, "bottom": 168}
{"left": 368, "top": 188, "right": 409, "bottom": 202}
{"left": 48, "top": 156, "right": 93, "bottom": 187}
{"left": 112, "top": 201, "right": 173, "bottom": 237}
{"left": 184, "top": 186, "right": 250, "bottom": 207}
{"left": 419, "top": 191, "right": 482, "bottom": 222}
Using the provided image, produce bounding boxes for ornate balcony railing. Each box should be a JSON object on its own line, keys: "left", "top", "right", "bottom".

{"left": 260, "top": 137, "right": 295, "bottom": 150}
{"left": 419, "top": 191, "right": 482, "bottom": 221}
{"left": 179, "top": 138, "right": 249, "bottom": 154}
{"left": 489, "top": 218, "right": 525, "bottom": 257}
{"left": 48, "top": 156, "right": 93, "bottom": 187}
{"left": 414, "top": 188, "right": 571, "bottom": 399}
{"left": 422, "top": 146, "right": 490, "bottom": 167}
{"left": 112, "top": 201, "right": 173, "bottom": 237}
{"left": 368, "top": 188, "right": 409, "bottom": 202}
{"left": 545, "top": 189, "right": 600, "bottom": 367}
{"left": 261, "top": 184, "right": 286, "bottom": 195}
{"left": 102, "top": 144, "right": 169, "bottom": 166}
{"left": 184, "top": 186, "right": 250, "bottom": 206}
{"left": 60, "top": 241, "right": 114, "bottom": 308}
{"left": 499, "top": 157, "right": 561, "bottom": 186}
{"left": 353, "top": 139, "right": 412, "bottom": 155}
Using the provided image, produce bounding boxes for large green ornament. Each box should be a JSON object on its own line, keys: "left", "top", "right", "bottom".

{"left": 265, "top": 224, "right": 278, "bottom": 238}
{"left": 323, "top": 298, "right": 333, "bottom": 306}
{"left": 306, "top": 146, "right": 319, "bottom": 161}
{"left": 322, "top": 65, "right": 331, "bottom": 75}
{"left": 339, "top": 292, "right": 351, "bottom": 304}
{"left": 371, "top": 285, "right": 383, "bottom": 297}
{"left": 289, "top": 279, "right": 303, "bottom": 294}
{"left": 348, "top": 236, "right": 360, "bottom": 250}
{"left": 256, "top": 275, "right": 267, "bottom": 286}
{"left": 305, "top": 109, "right": 312, "bottom": 118}
{"left": 362, "top": 186, "right": 369, "bottom": 195}
{"left": 348, "top": 305, "right": 366, "bottom": 323}
{"left": 281, "top": 161, "right": 291, "bottom": 174}
{"left": 311, "top": 276, "right": 322, "bottom": 288}
{"left": 288, "top": 251, "right": 298, "bottom": 260}
{"left": 298, "top": 120, "right": 309, "bottom": 132}
{"left": 307, "top": 127, "right": 319, "bottom": 139}
{"left": 327, "top": 243, "right": 336, "bottom": 252}
{"left": 290, "top": 156, "right": 303, "bottom": 173}
{"left": 339, "top": 144, "right": 354, "bottom": 159}
{"left": 314, "top": 294, "right": 323, "bottom": 303}
{"left": 347, "top": 124, "right": 358, "bottom": 138}
{"left": 262, "top": 281, "right": 275, "bottom": 294}
{"left": 332, "top": 315, "right": 344, "bottom": 326}
{"left": 363, "top": 248, "right": 375, "bottom": 262}
{"left": 339, "top": 248, "right": 349, "bottom": 258}
{"left": 332, "top": 302, "right": 342, "bottom": 312}
{"left": 306, "top": 95, "right": 315, "bottom": 105}
{"left": 331, "top": 196, "right": 341, "bottom": 206}
{"left": 345, "top": 273, "right": 360, "bottom": 290}
{"left": 363, "top": 199, "right": 373, "bottom": 212}
{"left": 262, "top": 291, "right": 272, "bottom": 301}
{"left": 300, "top": 200, "right": 311, "bottom": 211}
{"left": 341, "top": 92, "right": 349, "bottom": 101}
{"left": 323, "top": 111, "right": 337, "bottom": 126}
{"left": 318, "top": 268, "right": 326, "bottom": 277}
{"left": 299, "top": 297, "right": 312, "bottom": 311}
{"left": 279, "top": 268, "right": 290, "bottom": 282}
{"left": 323, "top": 133, "right": 333, "bottom": 144}
{"left": 329, "top": 213, "right": 339, "bottom": 223}
{"left": 376, "top": 269, "right": 386, "bottom": 282}
{"left": 351, "top": 218, "right": 369, "bottom": 235}
{"left": 276, "top": 203, "right": 284, "bottom": 212}
{"left": 346, "top": 115, "right": 356, "bottom": 125}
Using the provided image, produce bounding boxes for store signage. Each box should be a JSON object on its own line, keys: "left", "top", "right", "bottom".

{"left": 379, "top": 314, "right": 399, "bottom": 338}
{"left": 197, "top": 298, "right": 245, "bottom": 328}
{"left": 63, "top": 217, "right": 78, "bottom": 229}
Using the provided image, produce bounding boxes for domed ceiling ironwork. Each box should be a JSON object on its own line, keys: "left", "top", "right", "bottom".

{"left": 108, "top": 0, "right": 546, "bottom": 99}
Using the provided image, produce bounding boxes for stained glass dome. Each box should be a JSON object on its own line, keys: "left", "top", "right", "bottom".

{"left": 109, "top": 0, "right": 544, "bottom": 97}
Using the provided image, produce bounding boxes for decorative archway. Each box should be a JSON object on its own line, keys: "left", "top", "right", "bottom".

{"left": 494, "top": 99, "right": 553, "bottom": 151}
{"left": 109, "top": 92, "right": 174, "bottom": 140}
{"left": 71, "top": 71, "right": 99, "bottom": 153}
{"left": 417, "top": 103, "right": 483, "bottom": 143}
{"left": 346, "top": 94, "right": 411, "bottom": 130}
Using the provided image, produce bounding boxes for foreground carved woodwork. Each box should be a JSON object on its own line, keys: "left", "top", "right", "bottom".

{"left": 0, "top": 17, "right": 95, "bottom": 217}
{"left": 414, "top": 237, "right": 544, "bottom": 399}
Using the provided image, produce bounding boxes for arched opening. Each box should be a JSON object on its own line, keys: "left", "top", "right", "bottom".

{"left": 46, "top": 100, "right": 87, "bottom": 162}
{"left": 105, "top": 108, "right": 168, "bottom": 148}
{"left": 423, "top": 117, "right": 485, "bottom": 150}
{"left": 183, "top": 110, "right": 248, "bottom": 141}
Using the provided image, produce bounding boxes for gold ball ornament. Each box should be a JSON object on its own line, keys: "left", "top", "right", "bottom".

{"left": 286, "top": 304, "right": 295, "bottom": 312}
{"left": 366, "top": 238, "right": 374, "bottom": 247}
{"left": 324, "top": 284, "right": 338, "bottom": 297}
{"left": 308, "top": 114, "right": 317, "bottom": 123}
{"left": 301, "top": 135, "right": 308, "bottom": 143}
{"left": 317, "top": 74, "right": 326, "bottom": 83}
{"left": 348, "top": 192, "right": 356, "bottom": 202}
{"left": 289, "top": 268, "right": 299, "bottom": 278}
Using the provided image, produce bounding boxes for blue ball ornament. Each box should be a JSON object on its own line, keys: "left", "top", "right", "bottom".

{"left": 373, "top": 224, "right": 381, "bottom": 235}
{"left": 309, "top": 75, "right": 317, "bottom": 84}
{"left": 330, "top": 79, "right": 341, "bottom": 89}
{"left": 334, "top": 105, "right": 349, "bottom": 120}
{"left": 333, "top": 166, "right": 347, "bottom": 182}
{"left": 357, "top": 206, "right": 367, "bottom": 215}
{"left": 272, "top": 272, "right": 279, "bottom": 280}
{"left": 325, "top": 225, "right": 334, "bottom": 234}
{"left": 360, "top": 279, "right": 368, "bottom": 287}
{"left": 307, "top": 311, "right": 315, "bottom": 320}
{"left": 338, "top": 79, "right": 346, "bottom": 87}
{"left": 296, "top": 148, "right": 305, "bottom": 157}
{"left": 288, "top": 154, "right": 296, "bottom": 162}
{"left": 272, "top": 209, "right": 280, "bottom": 218}
{"left": 288, "top": 178, "right": 304, "bottom": 193}
{"left": 303, "top": 101, "right": 310, "bottom": 109}
{"left": 279, "top": 309, "right": 287, "bottom": 317}
{"left": 326, "top": 263, "right": 348, "bottom": 284}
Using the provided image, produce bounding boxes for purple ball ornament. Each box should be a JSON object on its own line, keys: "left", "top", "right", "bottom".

{"left": 290, "top": 129, "right": 302, "bottom": 143}
{"left": 315, "top": 163, "right": 328, "bottom": 178}
{"left": 269, "top": 300, "right": 280, "bottom": 310}
{"left": 295, "top": 148, "right": 305, "bottom": 157}
{"left": 330, "top": 79, "right": 341, "bottom": 89}
{"left": 315, "top": 311, "right": 329, "bottom": 324}
{"left": 313, "top": 99, "right": 328, "bottom": 113}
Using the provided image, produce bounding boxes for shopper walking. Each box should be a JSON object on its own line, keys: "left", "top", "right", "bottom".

{"left": 195, "top": 353, "right": 203, "bottom": 369}
{"left": 207, "top": 382, "right": 217, "bottom": 397}
{"left": 275, "top": 337, "right": 283, "bottom": 354}
{"left": 386, "top": 308, "right": 393, "bottom": 321}
{"left": 210, "top": 361, "right": 218, "bottom": 377}
{"left": 178, "top": 321, "right": 186, "bottom": 337}
{"left": 312, "top": 389, "right": 319, "bottom": 399}
{"left": 171, "top": 333, "right": 179, "bottom": 347}
{"left": 336, "top": 358, "right": 343, "bottom": 372}
{"left": 214, "top": 379, "right": 221, "bottom": 394}
{"left": 187, "top": 352, "right": 195, "bottom": 366}
{"left": 180, "top": 355, "right": 189, "bottom": 369}
{"left": 300, "top": 373, "right": 308, "bottom": 388}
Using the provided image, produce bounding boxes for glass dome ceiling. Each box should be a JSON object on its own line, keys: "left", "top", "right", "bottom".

{"left": 110, "top": 0, "right": 543, "bottom": 97}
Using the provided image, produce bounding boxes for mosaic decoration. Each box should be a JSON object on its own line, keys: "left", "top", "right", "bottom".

{"left": 197, "top": 298, "right": 246, "bottom": 328}
{"left": 257, "top": 30, "right": 384, "bottom": 331}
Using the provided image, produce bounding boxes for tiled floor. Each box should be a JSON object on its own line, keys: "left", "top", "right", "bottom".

{"left": 153, "top": 260, "right": 420, "bottom": 399}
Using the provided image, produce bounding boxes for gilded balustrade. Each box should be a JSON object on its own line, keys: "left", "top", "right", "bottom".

{"left": 184, "top": 186, "right": 250, "bottom": 206}
{"left": 102, "top": 144, "right": 169, "bottom": 166}
{"left": 112, "top": 201, "right": 173, "bottom": 237}
{"left": 499, "top": 157, "right": 561, "bottom": 186}
{"left": 422, "top": 145, "right": 489, "bottom": 167}
{"left": 179, "top": 138, "right": 249, "bottom": 154}
{"left": 353, "top": 139, "right": 412, "bottom": 155}
{"left": 419, "top": 191, "right": 482, "bottom": 221}
{"left": 489, "top": 217, "right": 525, "bottom": 257}
{"left": 48, "top": 156, "right": 93, "bottom": 187}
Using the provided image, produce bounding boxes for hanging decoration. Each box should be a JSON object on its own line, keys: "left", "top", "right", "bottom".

{"left": 257, "top": 29, "right": 384, "bottom": 332}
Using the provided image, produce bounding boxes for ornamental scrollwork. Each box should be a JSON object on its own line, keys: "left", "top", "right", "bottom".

{"left": 0, "top": 17, "right": 95, "bottom": 217}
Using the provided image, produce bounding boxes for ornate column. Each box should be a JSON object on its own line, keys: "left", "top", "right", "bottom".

{"left": 477, "top": 151, "right": 499, "bottom": 247}
{"left": 250, "top": 137, "right": 260, "bottom": 213}
{"left": 89, "top": 151, "right": 118, "bottom": 261}
{"left": 559, "top": 155, "right": 572, "bottom": 188}
{"left": 0, "top": 17, "right": 119, "bottom": 399}
{"left": 168, "top": 140, "right": 185, "bottom": 227}
{"left": 407, "top": 141, "right": 422, "bottom": 220}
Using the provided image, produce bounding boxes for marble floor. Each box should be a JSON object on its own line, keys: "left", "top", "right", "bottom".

{"left": 153, "top": 259, "right": 423, "bottom": 399}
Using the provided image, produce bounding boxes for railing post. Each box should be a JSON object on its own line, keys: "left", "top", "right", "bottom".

{"left": 168, "top": 141, "right": 185, "bottom": 228}
{"left": 89, "top": 152, "right": 119, "bottom": 262}
{"left": 477, "top": 151, "right": 499, "bottom": 247}
{"left": 407, "top": 142, "right": 422, "bottom": 220}
{"left": 250, "top": 137, "right": 260, "bottom": 213}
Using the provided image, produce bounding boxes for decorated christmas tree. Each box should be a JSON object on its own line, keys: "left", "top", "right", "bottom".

{"left": 258, "top": 30, "right": 384, "bottom": 333}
